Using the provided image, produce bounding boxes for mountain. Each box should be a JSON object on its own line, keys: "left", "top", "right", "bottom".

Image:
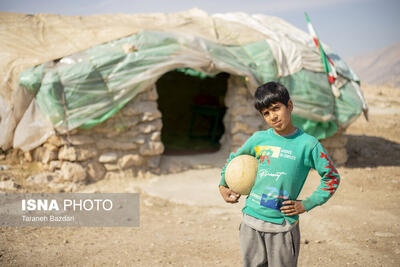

{"left": 346, "top": 42, "right": 400, "bottom": 88}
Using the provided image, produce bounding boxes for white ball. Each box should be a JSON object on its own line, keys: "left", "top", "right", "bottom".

{"left": 225, "top": 155, "right": 258, "bottom": 195}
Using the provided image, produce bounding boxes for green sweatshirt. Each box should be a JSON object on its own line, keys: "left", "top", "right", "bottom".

{"left": 220, "top": 128, "right": 340, "bottom": 225}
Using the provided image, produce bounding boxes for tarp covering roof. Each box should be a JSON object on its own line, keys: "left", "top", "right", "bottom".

{"left": 0, "top": 9, "right": 367, "bottom": 151}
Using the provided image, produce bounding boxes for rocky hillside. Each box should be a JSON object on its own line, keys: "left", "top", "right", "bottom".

{"left": 347, "top": 42, "right": 400, "bottom": 88}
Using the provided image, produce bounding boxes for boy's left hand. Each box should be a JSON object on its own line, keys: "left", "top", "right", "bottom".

{"left": 280, "top": 200, "right": 306, "bottom": 215}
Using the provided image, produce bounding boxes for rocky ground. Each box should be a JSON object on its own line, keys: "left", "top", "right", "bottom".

{"left": 0, "top": 84, "right": 400, "bottom": 266}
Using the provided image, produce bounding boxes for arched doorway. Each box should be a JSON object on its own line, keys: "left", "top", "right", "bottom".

{"left": 156, "top": 70, "right": 229, "bottom": 155}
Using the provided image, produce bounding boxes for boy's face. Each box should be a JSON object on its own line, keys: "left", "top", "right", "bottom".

{"left": 260, "top": 100, "right": 295, "bottom": 135}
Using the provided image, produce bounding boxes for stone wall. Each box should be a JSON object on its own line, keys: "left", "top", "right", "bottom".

{"left": 320, "top": 129, "right": 348, "bottom": 166}
{"left": 220, "top": 76, "right": 265, "bottom": 152}
{"left": 19, "top": 75, "right": 348, "bottom": 192}
{"left": 25, "top": 86, "right": 164, "bottom": 190}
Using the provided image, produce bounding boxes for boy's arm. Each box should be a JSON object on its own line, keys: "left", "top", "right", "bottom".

{"left": 301, "top": 142, "right": 341, "bottom": 211}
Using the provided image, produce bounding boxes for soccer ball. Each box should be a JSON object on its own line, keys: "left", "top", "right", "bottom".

{"left": 225, "top": 155, "right": 258, "bottom": 195}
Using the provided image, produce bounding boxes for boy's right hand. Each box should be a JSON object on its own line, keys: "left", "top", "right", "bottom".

{"left": 219, "top": 185, "right": 241, "bottom": 203}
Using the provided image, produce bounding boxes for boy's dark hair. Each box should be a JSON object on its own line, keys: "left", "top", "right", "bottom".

{"left": 254, "top": 82, "right": 290, "bottom": 112}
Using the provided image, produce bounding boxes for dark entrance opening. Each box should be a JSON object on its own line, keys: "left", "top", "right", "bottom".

{"left": 156, "top": 70, "right": 229, "bottom": 155}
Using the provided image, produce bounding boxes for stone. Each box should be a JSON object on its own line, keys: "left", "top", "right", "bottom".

{"left": 142, "top": 110, "right": 161, "bottom": 122}
{"left": 0, "top": 174, "right": 10, "bottom": 181}
{"left": 76, "top": 148, "right": 98, "bottom": 161}
{"left": 321, "top": 135, "right": 348, "bottom": 148}
{"left": 139, "top": 119, "right": 162, "bottom": 134}
{"left": 33, "top": 147, "right": 46, "bottom": 161}
{"left": 150, "top": 131, "right": 161, "bottom": 141}
{"left": 58, "top": 146, "right": 77, "bottom": 161}
{"left": 98, "top": 152, "right": 118, "bottom": 163}
{"left": 41, "top": 149, "right": 58, "bottom": 164}
{"left": 235, "top": 115, "right": 263, "bottom": 130}
{"left": 120, "top": 116, "right": 140, "bottom": 129}
{"left": 139, "top": 142, "right": 164, "bottom": 156}
{"left": 43, "top": 143, "right": 59, "bottom": 152}
{"left": 133, "top": 135, "right": 146, "bottom": 145}
{"left": 68, "top": 135, "right": 95, "bottom": 146}
{"left": 104, "top": 164, "right": 120, "bottom": 171}
{"left": 231, "top": 122, "right": 257, "bottom": 135}
{"left": 61, "top": 162, "right": 87, "bottom": 183}
{"left": 87, "top": 161, "right": 106, "bottom": 182}
{"left": 234, "top": 86, "right": 249, "bottom": 96}
{"left": 105, "top": 131, "right": 122, "bottom": 138}
{"left": 131, "top": 90, "right": 150, "bottom": 102}
{"left": 137, "top": 170, "right": 154, "bottom": 178}
{"left": 227, "top": 95, "right": 248, "bottom": 108}
{"left": 147, "top": 156, "right": 161, "bottom": 168}
{"left": 330, "top": 148, "right": 348, "bottom": 166}
{"left": 49, "top": 161, "right": 62, "bottom": 171}
{"left": 0, "top": 180, "right": 19, "bottom": 191}
{"left": 96, "top": 139, "right": 138, "bottom": 150}
{"left": 24, "top": 151, "right": 32, "bottom": 162}
{"left": 118, "top": 154, "right": 144, "bottom": 169}
{"left": 118, "top": 129, "right": 140, "bottom": 140}
{"left": 27, "top": 172, "right": 57, "bottom": 185}
{"left": 122, "top": 102, "right": 147, "bottom": 116}
{"left": 47, "top": 135, "right": 65, "bottom": 147}
{"left": 230, "top": 105, "right": 257, "bottom": 116}
{"left": 147, "top": 86, "right": 158, "bottom": 101}
{"left": 232, "top": 133, "right": 251, "bottom": 147}
{"left": 122, "top": 101, "right": 161, "bottom": 121}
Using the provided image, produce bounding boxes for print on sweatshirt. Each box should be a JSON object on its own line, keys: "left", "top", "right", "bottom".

{"left": 220, "top": 128, "right": 340, "bottom": 224}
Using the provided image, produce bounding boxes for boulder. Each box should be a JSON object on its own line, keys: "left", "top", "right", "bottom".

{"left": 98, "top": 152, "right": 118, "bottom": 163}
{"left": 87, "top": 161, "right": 106, "bottom": 182}
{"left": 27, "top": 172, "right": 60, "bottom": 185}
{"left": 61, "top": 162, "right": 87, "bottom": 183}
{"left": 49, "top": 161, "right": 62, "bottom": 171}
{"left": 118, "top": 154, "right": 144, "bottom": 169}
{"left": 150, "top": 131, "right": 161, "bottom": 141}
{"left": 139, "top": 119, "right": 162, "bottom": 134}
{"left": 68, "top": 135, "right": 95, "bottom": 146}
{"left": 104, "top": 164, "right": 120, "bottom": 171}
{"left": 58, "top": 146, "right": 77, "bottom": 161}
{"left": 41, "top": 149, "right": 58, "bottom": 164}
{"left": 139, "top": 142, "right": 164, "bottom": 156}
{"left": 47, "top": 135, "right": 65, "bottom": 147}
{"left": 96, "top": 139, "right": 138, "bottom": 150}
{"left": 0, "top": 180, "right": 20, "bottom": 191}
{"left": 76, "top": 148, "right": 98, "bottom": 161}
{"left": 147, "top": 156, "right": 161, "bottom": 168}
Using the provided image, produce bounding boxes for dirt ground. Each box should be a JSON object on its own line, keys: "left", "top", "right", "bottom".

{"left": 1, "top": 85, "right": 400, "bottom": 266}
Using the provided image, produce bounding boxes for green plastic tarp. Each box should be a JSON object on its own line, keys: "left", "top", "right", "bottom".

{"left": 19, "top": 30, "right": 364, "bottom": 140}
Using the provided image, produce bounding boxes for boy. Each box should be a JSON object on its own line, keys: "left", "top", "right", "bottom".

{"left": 219, "top": 82, "right": 340, "bottom": 267}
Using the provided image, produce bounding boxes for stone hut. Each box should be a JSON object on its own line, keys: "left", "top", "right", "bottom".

{"left": 26, "top": 74, "right": 348, "bottom": 186}
{"left": 0, "top": 10, "right": 366, "bottom": 188}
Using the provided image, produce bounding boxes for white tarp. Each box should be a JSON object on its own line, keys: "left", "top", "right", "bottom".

{"left": 0, "top": 9, "right": 358, "bottom": 150}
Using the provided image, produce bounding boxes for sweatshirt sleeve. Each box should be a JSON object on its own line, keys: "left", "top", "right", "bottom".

{"left": 302, "top": 142, "right": 341, "bottom": 211}
{"left": 219, "top": 134, "right": 257, "bottom": 188}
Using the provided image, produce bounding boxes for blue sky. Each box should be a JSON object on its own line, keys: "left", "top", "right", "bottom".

{"left": 1, "top": 0, "right": 399, "bottom": 58}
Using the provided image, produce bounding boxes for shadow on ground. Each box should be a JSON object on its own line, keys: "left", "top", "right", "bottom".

{"left": 345, "top": 134, "right": 400, "bottom": 168}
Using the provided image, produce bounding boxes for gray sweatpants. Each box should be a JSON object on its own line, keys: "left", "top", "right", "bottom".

{"left": 239, "top": 221, "right": 300, "bottom": 267}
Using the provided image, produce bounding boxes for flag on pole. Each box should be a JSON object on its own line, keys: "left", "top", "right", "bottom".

{"left": 305, "top": 12, "right": 340, "bottom": 97}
